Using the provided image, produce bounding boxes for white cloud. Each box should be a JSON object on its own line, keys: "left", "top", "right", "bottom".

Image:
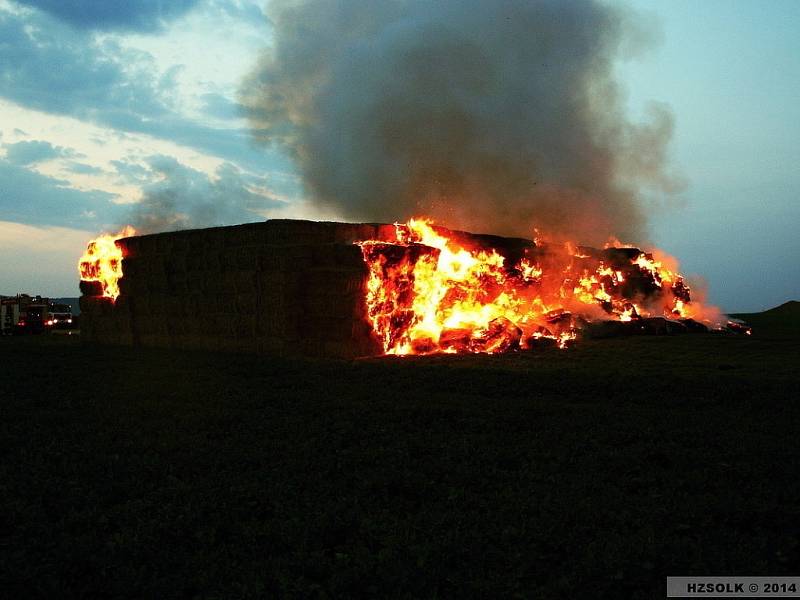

{"left": 106, "top": 0, "right": 270, "bottom": 126}
{"left": 0, "top": 98, "right": 228, "bottom": 203}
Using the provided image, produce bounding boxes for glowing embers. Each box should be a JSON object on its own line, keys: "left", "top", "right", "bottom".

{"left": 78, "top": 226, "right": 135, "bottom": 301}
{"left": 358, "top": 218, "right": 717, "bottom": 356}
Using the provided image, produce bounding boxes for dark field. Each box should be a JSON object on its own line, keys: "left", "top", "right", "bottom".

{"left": 1, "top": 308, "right": 799, "bottom": 598}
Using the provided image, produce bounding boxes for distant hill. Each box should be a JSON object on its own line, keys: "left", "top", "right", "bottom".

{"left": 731, "top": 301, "right": 800, "bottom": 337}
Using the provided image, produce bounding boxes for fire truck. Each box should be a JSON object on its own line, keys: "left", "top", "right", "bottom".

{"left": 46, "top": 303, "right": 75, "bottom": 332}
{"left": 0, "top": 295, "right": 74, "bottom": 335}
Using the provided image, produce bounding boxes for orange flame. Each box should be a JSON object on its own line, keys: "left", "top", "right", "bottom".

{"left": 78, "top": 226, "right": 135, "bottom": 301}
{"left": 359, "top": 218, "right": 719, "bottom": 355}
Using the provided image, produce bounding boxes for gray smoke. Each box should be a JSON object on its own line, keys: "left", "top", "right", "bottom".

{"left": 126, "top": 155, "right": 287, "bottom": 234}
{"left": 241, "top": 0, "right": 680, "bottom": 243}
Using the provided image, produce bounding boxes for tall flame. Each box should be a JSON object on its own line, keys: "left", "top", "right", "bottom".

{"left": 78, "top": 226, "right": 135, "bottom": 301}
{"left": 359, "top": 218, "right": 718, "bottom": 355}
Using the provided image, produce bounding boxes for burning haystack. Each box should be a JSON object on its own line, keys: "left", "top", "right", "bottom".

{"left": 77, "top": 219, "right": 743, "bottom": 359}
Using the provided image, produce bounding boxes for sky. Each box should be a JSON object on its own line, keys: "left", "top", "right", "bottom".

{"left": 0, "top": 0, "right": 798, "bottom": 312}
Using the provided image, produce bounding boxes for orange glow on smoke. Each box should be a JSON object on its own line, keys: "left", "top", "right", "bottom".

{"left": 78, "top": 226, "right": 135, "bottom": 300}
{"left": 359, "top": 218, "right": 718, "bottom": 355}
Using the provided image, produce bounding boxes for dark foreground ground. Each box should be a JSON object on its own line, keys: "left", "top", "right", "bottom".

{"left": 1, "top": 307, "right": 799, "bottom": 599}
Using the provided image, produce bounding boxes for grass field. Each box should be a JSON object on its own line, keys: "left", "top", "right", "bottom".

{"left": 1, "top": 305, "right": 799, "bottom": 598}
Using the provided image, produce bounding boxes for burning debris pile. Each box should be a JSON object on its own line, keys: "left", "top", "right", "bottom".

{"left": 358, "top": 219, "right": 728, "bottom": 355}
{"left": 77, "top": 219, "right": 746, "bottom": 359}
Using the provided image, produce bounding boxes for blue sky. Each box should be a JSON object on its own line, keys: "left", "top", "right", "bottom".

{"left": 620, "top": 0, "right": 800, "bottom": 312}
{"left": 0, "top": 0, "right": 798, "bottom": 312}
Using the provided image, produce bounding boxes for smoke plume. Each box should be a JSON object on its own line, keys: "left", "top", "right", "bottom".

{"left": 242, "top": 0, "right": 680, "bottom": 243}
{"left": 126, "top": 156, "right": 287, "bottom": 234}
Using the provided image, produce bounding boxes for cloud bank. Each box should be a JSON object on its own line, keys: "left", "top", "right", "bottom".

{"left": 3, "top": 139, "right": 80, "bottom": 165}
{"left": 15, "top": 0, "right": 201, "bottom": 32}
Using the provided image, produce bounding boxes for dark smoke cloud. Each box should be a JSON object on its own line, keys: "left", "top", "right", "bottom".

{"left": 241, "top": 0, "right": 680, "bottom": 243}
